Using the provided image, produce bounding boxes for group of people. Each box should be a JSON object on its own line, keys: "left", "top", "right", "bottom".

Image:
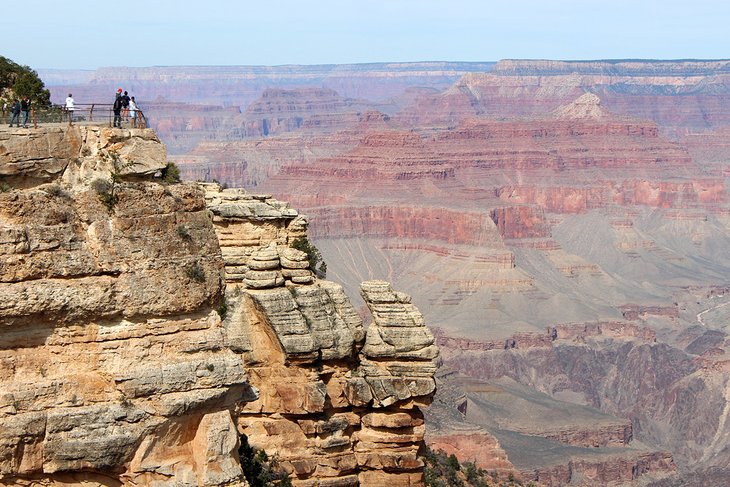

{"left": 113, "top": 89, "right": 140, "bottom": 128}
{"left": 5, "top": 97, "right": 32, "bottom": 128}
{"left": 63, "top": 89, "right": 142, "bottom": 128}
{"left": 4, "top": 89, "right": 143, "bottom": 129}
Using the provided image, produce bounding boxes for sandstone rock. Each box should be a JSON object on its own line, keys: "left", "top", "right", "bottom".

{"left": 244, "top": 282, "right": 364, "bottom": 361}
{"left": 356, "top": 281, "right": 439, "bottom": 408}
{"left": 0, "top": 127, "right": 251, "bottom": 486}
{"left": 0, "top": 127, "right": 80, "bottom": 184}
{"left": 191, "top": 411, "right": 244, "bottom": 486}
{"left": 210, "top": 209, "right": 436, "bottom": 486}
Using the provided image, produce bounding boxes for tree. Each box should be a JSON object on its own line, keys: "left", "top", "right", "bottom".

{"left": 0, "top": 56, "right": 51, "bottom": 106}
{"left": 290, "top": 237, "right": 327, "bottom": 277}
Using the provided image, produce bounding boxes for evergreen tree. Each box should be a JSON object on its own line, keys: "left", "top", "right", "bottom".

{"left": 0, "top": 56, "right": 50, "bottom": 106}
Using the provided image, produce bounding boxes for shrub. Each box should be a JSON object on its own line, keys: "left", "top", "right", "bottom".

{"left": 217, "top": 298, "right": 228, "bottom": 320}
{"left": 238, "top": 435, "right": 292, "bottom": 487}
{"left": 290, "top": 237, "right": 326, "bottom": 278}
{"left": 162, "top": 162, "right": 181, "bottom": 183}
{"left": 212, "top": 178, "right": 229, "bottom": 190}
{"left": 91, "top": 178, "right": 118, "bottom": 211}
{"left": 186, "top": 262, "right": 205, "bottom": 283}
{"left": 91, "top": 150, "right": 139, "bottom": 212}
{"left": 44, "top": 184, "right": 68, "bottom": 198}
{"left": 422, "top": 445, "right": 521, "bottom": 487}
{"left": 0, "top": 182, "right": 12, "bottom": 193}
{"left": 176, "top": 224, "right": 193, "bottom": 242}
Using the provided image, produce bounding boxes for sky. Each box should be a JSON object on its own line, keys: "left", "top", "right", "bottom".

{"left": 5, "top": 0, "right": 730, "bottom": 70}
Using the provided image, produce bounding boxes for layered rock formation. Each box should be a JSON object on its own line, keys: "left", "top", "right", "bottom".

{"left": 204, "top": 183, "right": 440, "bottom": 486}
{"left": 400, "top": 59, "right": 730, "bottom": 130}
{"left": 0, "top": 126, "right": 248, "bottom": 485}
{"left": 0, "top": 127, "right": 439, "bottom": 486}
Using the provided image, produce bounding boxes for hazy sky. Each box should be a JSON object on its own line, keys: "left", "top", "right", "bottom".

{"left": 6, "top": 0, "right": 729, "bottom": 69}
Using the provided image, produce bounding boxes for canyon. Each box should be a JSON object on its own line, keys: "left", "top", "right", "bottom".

{"left": 39, "top": 59, "right": 730, "bottom": 485}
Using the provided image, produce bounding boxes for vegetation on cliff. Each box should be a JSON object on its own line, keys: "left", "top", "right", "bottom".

{"left": 291, "top": 236, "right": 327, "bottom": 277}
{"left": 423, "top": 446, "right": 532, "bottom": 487}
{"left": 0, "top": 56, "right": 50, "bottom": 105}
{"left": 238, "top": 436, "right": 292, "bottom": 487}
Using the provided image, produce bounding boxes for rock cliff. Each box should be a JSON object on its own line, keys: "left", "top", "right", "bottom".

{"left": 0, "top": 126, "right": 439, "bottom": 486}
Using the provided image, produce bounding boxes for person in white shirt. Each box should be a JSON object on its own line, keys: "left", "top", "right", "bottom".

{"left": 129, "top": 96, "right": 139, "bottom": 128}
{"left": 65, "top": 94, "right": 75, "bottom": 126}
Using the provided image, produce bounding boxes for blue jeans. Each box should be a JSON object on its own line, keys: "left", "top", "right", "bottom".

{"left": 22, "top": 111, "right": 29, "bottom": 127}
{"left": 113, "top": 111, "right": 122, "bottom": 127}
{"left": 9, "top": 112, "right": 19, "bottom": 126}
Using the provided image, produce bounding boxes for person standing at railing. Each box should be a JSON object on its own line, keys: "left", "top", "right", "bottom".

{"left": 9, "top": 99, "right": 21, "bottom": 128}
{"left": 122, "top": 91, "right": 130, "bottom": 121}
{"left": 113, "top": 91, "right": 123, "bottom": 128}
{"left": 129, "top": 96, "right": 139, "bottom": 128}
{"left": 21, "top": 97, "right": 31, "bottom": 128}
{"left": 65, "top": 94, "right": 75, "bottom": 126}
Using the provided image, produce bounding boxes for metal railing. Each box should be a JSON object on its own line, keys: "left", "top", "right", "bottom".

{"left": 3, "top": 103, "right": 148, "bottom": 128}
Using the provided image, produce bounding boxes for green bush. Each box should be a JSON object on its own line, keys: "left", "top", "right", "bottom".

{"left": 162, "top": 162, "right": 181, "bottom": 183}
{"left": 290, "top": 237, "right": 327, "bottom": 278}
{"left": 186, "top": 262, "right": 206, "bottom": 283}
{"left": 238, "top": 435, "right": 292, "bottom": 487}
{"left": 91, "top": 178, "right": 118, "bottom": 211}
{"left": 176, "top": 224, "right": 193, "bottom": 242}
{"left": 0, "top": 56, "right": 50, "bottom": 106}
{"left": 217, "top": 298, "right": 228, "bottom": 320}
{"left": 91, "top": 151, "right": 140, "bottom": 212}
{"left": 423, "top": 445, "right": 524, "bottom": 487}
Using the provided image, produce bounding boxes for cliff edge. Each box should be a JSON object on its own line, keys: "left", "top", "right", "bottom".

{"left": 0, "top": 126, "right": 439, "bottom": 486}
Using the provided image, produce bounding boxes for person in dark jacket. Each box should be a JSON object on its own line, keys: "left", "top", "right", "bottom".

{"left": 9, "top": 99, "right": 20, "bottom": 127}
{"left": 121, "top": 91, "right": 130, "bottom": 121}
{"left": 113, "top": 89, "right": 123, "bottom": 128}
{"left": 20, "top": 97, "right": 31, "bottom": 128}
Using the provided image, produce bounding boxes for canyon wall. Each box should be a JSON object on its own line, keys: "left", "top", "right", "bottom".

{"left": 0, "top": 127, "right": 439, "bottom": 486}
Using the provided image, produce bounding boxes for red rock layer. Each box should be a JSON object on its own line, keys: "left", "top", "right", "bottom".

{"left": 490, "top": 206, "right": 550, "bottom": 239}
{"left": 527, "top": 451, "right": 676, "bottom": 487}
{"left": 427, "top": 433, "right": 516, "bottom": 475}
{"left": 305, "top": 206, "right": 505, "bottom": 246}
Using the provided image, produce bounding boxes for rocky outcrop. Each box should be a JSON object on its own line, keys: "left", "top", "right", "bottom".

{"left": 0, "top": 127, "right": 248, "bottom": 485}
{"left": 0, "top": 128, "right": 439, "bottom": 486}
{"left": 0, "top": 126, "right": 165, "bottom": 187}
{"left": 202, "top": 182, "right": 439, "bottom": 485}
{"left": 527, "top": 451, "right": 676, "bottom": 487}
